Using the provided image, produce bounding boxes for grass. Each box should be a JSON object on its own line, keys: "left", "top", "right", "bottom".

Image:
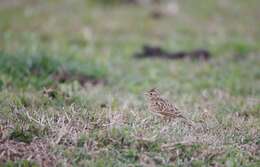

{"left": 0, "top": 0, "right": 259, "bottom": 166}
{"left": 0, "top": 48, "right": 106, "bottom": 89}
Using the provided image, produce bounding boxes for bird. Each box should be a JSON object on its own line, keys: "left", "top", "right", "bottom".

{"left": 144, "top": 88, "right": 191, "bottom": 123}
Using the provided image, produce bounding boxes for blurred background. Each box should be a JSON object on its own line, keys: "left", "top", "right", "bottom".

{"left": 0, "top": 0, "right": 259, "bottom": 96}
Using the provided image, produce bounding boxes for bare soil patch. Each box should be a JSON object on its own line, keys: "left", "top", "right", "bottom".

{"left": 0, "top": 139, "right": 57, "bottom": 167}
{"left": 52, "top": 69, "right": 105, "bottom": 86}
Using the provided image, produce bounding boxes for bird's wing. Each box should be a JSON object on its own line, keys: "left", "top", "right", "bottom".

{"left": 156, "top": 98, "right": 169, "bottom": 112}
{"left": 163, "top": 98, "right": 178, "bottom": 112}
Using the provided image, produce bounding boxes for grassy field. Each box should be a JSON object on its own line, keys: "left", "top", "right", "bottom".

{"left": 0, "top": 0, "right": 260, "bottom": 166}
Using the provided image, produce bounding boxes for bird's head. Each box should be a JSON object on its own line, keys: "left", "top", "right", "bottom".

{"left": 144, "top": 88, "right": 161, "bottom": 99}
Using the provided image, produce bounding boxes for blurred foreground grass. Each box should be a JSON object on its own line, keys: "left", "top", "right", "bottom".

{"left": 0, "top": 0, "right": 259, "bottom": 166}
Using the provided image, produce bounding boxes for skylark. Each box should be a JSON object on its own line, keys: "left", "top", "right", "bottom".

{"left": 145, "top": 88, "right": 188, "bottom": 121}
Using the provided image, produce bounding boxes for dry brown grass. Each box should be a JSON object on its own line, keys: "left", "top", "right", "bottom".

{"left": 0, "top": 139, "right": 56, "bottom": 167}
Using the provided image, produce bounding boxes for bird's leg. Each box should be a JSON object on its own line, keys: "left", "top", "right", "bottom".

{"left": 166, "top": 117, "right": 172, "bottom": 123}
{"left": 161, "top": 116, "right": 172, "bottom": 124}
{"left": 163, "top": 116, "right": 167, "bottom": 121}
{"left": 159, "top": 116, "right": 167, "bottom": 125}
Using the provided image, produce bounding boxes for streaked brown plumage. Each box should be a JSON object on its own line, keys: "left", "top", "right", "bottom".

{"left": 145, "top": 88, "right": 186, "bottom": 120}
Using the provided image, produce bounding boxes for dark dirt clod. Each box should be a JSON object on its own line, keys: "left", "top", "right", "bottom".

{"left": 0, "top": 139, "right": 57, "bottom": 167}
{"left": 52, "top": 69, "right": 105, "bottom": 86}
{"left": 150, "top": 11, "right": 163, "bottom": 19}
{"left": 100, "top": 103, "right": 108, "bottom": 108}
{"left": 134, "top": 45, "right": 211, "bottom": 60}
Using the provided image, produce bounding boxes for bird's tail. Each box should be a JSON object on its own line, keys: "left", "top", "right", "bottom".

{"left": 162, "top": 112, "right": 195, "bottom": 127}
{"left": 178, "top": 114, "right": 195, "bottom": 127}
